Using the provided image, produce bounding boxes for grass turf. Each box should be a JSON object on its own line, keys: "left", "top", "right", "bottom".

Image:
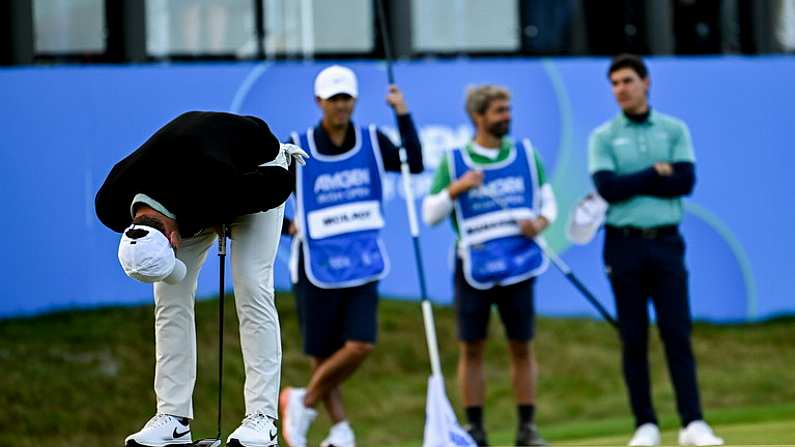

{"left": 0, "top": 294, "right": 793, "bottom": 446}
{"left": 553, "top": 418, "right": 795, "bottom": 446}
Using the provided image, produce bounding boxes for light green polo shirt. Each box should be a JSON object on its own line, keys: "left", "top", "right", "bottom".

{"left": 588, "top": 110, "right": 695, "bottom": 228}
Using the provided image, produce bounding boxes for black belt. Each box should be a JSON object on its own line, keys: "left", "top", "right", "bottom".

{"left": 605, "top": 224, "right": 679, "bottom": 239}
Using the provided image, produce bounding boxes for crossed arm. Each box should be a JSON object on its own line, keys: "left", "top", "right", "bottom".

{"left": 592, "top": 161, "right": 695, "bottom": 204}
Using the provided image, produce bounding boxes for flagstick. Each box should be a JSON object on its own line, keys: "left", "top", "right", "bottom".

{"left": 375, "top": 0, "right": 444, "bottom": 377}
{"left": 399, "top": 149, "right": 443, "bottom": 377}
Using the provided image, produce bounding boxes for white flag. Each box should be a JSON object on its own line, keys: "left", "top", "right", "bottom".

{"left": 423, "top": 373, "right": 477, "bottom": 447}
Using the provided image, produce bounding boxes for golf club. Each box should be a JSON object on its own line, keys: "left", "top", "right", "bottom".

{"left": 480, "top": 186, "right": 619, "bottom": 329}
{"left": 192, "top": 224, "right": 228, "bottom": 447}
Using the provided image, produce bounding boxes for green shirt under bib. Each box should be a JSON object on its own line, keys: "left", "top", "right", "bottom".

{"left": 588, "top": 110, "right": 695, "bottom": 228}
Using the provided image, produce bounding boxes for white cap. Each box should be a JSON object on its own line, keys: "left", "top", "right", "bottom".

{"left": 314, "top": 65, "right": 358, "bottom": 99}
{"left": 118, "top": 225, "right": 187, "bottom": 284}
{"left": 566, "top": 193, "right": 608, "bottom": 245}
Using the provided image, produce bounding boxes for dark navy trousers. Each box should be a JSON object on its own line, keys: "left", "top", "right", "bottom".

{"left": 603, "top": 226, "right": 703, "bottom": 428}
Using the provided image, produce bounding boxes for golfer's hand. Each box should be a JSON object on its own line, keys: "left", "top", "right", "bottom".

{"left": 654, "top": 162, "right": 673, "bottom": 176}
{"left": 288, "top": 221, "right": 298, "bottom": 236}
{"left": 518, "top": 217, "right": 548, "bottom": 239}
{"left": 448, "top": 170, "right": 484, "bottom": 199}
{"left": 282, "top": 143, "right": 309, "bottom": 167}
{"left": 386, "top": 85, "right": 409, "bottom": 115}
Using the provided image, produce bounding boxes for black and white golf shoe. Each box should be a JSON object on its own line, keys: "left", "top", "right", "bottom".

{"left": 124, "top": 414, "right": 192, "bottom": 447}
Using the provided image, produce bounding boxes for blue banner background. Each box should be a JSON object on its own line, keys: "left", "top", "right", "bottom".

{"left": 1, "top": 57, "right": 792, "bottom": 321}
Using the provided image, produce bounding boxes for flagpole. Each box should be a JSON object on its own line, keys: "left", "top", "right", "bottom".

{"left": 399, "top": 150, "right": 443, "bottom": 377}
{"left": 375, "top": 0, "right": 444, "bottom": 378}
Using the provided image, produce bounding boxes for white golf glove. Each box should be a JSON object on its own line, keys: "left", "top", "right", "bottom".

{"left": 281, "top": 143, "right": 309, "bottom": 167}
{"left": 566, "top": 192, "right": 608, "bottom": 245}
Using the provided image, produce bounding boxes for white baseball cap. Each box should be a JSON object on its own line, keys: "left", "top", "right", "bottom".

{"left": 314, "top": 65, "right": 358, "bottom": 99}
{"left": 118, "top": 225, "right": 186, "bottom": 284}
{"left": 566, "top": 192, "right": 608, "bottom": 245}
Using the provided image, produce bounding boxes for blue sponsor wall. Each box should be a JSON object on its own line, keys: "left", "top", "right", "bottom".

{"left": 1, "top": 57, "right": 793, "bottom": 321}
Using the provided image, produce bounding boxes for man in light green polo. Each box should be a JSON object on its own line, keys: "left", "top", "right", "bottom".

{"left": 588, "top": 54, "right": 723, "bottom": 447}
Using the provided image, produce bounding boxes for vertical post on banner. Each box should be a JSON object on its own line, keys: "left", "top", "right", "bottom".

{"left": 300, "top": 0, "right": 314, "bottom": 60}
{"left": 375, "top": 0, "right": 443, "bottom": 378}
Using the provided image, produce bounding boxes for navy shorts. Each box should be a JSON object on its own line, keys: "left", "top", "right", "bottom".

{"left": 454, "top": 257, "right": 536, "bottom": 342}
{"left": 293, "top": 253, "right": 379, "bottom": 358}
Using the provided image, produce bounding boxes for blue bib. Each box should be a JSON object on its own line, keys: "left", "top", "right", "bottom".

{"left": 292, "top": 125, "right": 389, "bottom": 288}
{"left": 450, "top": 140, "right": 548, "bottom": 289}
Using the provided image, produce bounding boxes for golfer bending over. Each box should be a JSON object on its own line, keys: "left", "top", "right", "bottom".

{"left": 95, "top": 111, "right": 308, "bottom": 447}
{"left": 422, "top": 85, "right": 556, "bottom": 446}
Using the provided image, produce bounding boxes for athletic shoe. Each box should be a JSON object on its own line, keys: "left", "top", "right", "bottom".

{"left": 124, "top": 414, "right": 192, "bottom": 447}
{"left": 678, "top": 420, "right": 724, "bottom": 446}
{"left": 279, "top": 387, "right": 317, "bottom": 447}
{"left": 628, "top": 423, "right": 661, "bottom": 446}
{"left": 226, "top": 412, "right": 279, "bottom": 447}
{"left": 463, "top": 424, "right": 489, "bottom": 446}
{"left": 515, "top": 422, "right": 547, "bottom": 446}
{"left": 320, "top": 420, "right": 355, "bottom": 447}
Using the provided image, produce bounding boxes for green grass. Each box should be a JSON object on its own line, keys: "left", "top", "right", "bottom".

{"left": 431, "top": 403, "right": 795, "bottom": 446}
{"left": 553, "top": 418, "right": 795, "bottom": 446}
{"left": 1, "top": 294, "right": 794, "bottom": 446}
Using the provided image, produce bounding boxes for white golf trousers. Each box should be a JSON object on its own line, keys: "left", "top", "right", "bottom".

{"left": 152, "top": 204, "right": 285, "bottom": 419}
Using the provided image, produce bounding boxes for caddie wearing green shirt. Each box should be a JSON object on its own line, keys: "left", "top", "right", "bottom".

{"left": 422, "top": 85, "right": 557, "bottom": 447}
{"left": 588, "top": 54, "right": 723, "bottom": 447}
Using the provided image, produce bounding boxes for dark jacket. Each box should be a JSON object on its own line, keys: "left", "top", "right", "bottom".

{"left": 96, "top": 111, "right": 292, "bottom": 237}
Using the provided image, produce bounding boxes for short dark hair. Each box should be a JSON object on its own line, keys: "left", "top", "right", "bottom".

{"left": 131, "top": 215, "right": 167, "bottom": 235}
{"left": 608, "top": 54, "right": 648, "bottom": 79}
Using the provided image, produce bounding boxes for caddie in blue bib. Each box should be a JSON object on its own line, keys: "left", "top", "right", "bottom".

{"left": 450, "top": 139, "right": 548, "bottom": 289}
{"left": 292, "top": 125, "right": 390, "bottom": 288}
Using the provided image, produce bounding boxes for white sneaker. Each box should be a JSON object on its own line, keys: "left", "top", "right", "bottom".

{"left": 679, "top": 420, "right": 724, "bottom": 446}
{"left": 279, "top": 387, "right": 318, "bottom": 447}
{"left": 124, "top": 414, "right": 192, "bottom": 447}
{"left": 629, "top": 423, "right": 661, "bottom": 446}
{"left": 226, "top": 412, "right": 279, "bottom": 447}
{"left": 320, "top": 421, "right": 356, "bottom": 447}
